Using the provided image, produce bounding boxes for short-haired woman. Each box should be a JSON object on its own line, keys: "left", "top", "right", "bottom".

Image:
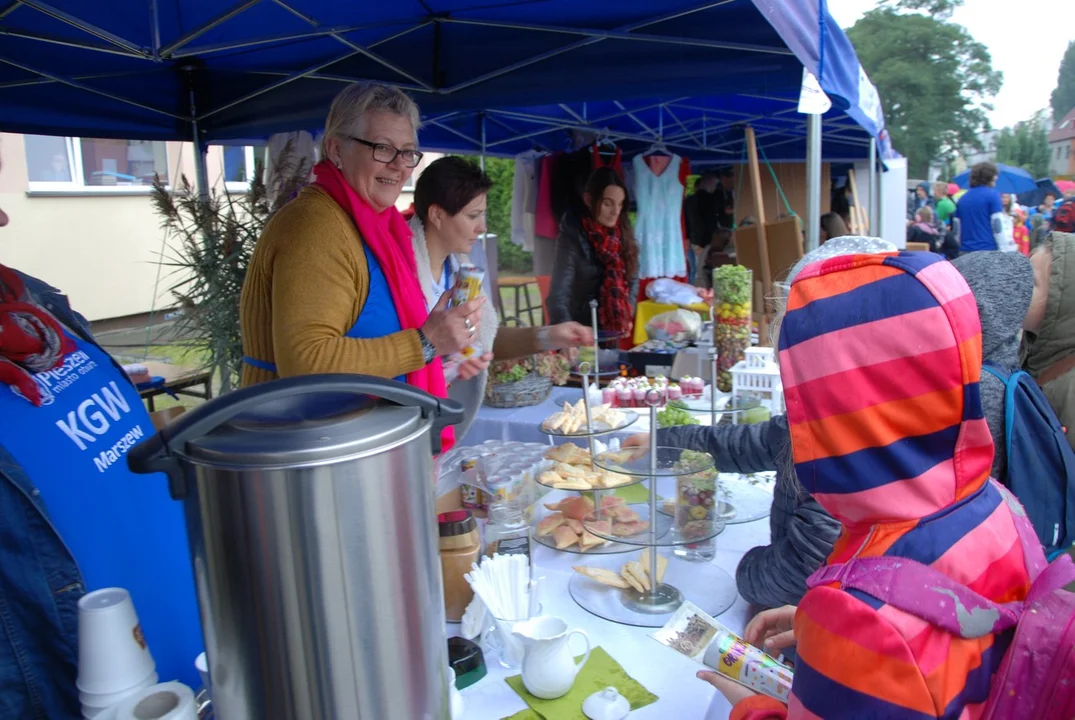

{"left": 410, "top": 156, "right": 592, "bottom": 436}
{"left": 240, "top": 83, "right": 481, "bottom": 449}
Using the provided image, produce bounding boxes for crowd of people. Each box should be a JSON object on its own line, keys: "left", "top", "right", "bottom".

{"left": 908, "top": 162, "right": 1075, "bottom": 258}
{"left": 1, "top": 80, "right": 1074, "bottom": 718}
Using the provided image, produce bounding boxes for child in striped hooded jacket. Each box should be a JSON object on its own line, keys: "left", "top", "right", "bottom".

{"left": 704, "top": 250, "right": 1045, "bottom": 719}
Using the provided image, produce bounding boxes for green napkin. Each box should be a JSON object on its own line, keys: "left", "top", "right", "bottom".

{"left": 501, "top": 646, "right": 657, "bottom": 720}
{"left": 613, "top": 485, "right": 660, "bottom": 505}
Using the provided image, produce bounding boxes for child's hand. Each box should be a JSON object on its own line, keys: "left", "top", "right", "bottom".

{"left": 744, "top": 605, "right": 797, "bottom": 652}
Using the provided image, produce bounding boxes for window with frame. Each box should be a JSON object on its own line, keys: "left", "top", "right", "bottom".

{"left": 222, "top": 144, "right": 267, "bottom": 191}
{"left": 25, "top": 135, "right": 169, "bottom": 191}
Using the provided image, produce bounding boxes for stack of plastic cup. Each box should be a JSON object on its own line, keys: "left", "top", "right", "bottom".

{"left": 76, "top": 588, "right": 158, "bottom": 719}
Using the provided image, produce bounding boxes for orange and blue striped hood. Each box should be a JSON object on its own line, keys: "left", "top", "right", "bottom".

{"left": 779, "top": 251, "right": 994, "bottom": 528}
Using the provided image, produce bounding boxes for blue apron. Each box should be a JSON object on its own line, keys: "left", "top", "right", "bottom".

{"left": 0, "top": 331, "right": 202, "bottom": 689}
{"left": 245, "top": 245, "right": 406, "bottom": 381}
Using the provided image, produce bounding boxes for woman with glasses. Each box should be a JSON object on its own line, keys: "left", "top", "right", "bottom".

{"left": 240, "top": 82, "right": 483, "bottom": 450}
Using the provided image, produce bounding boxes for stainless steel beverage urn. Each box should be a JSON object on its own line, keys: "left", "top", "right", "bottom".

{"left": 129, "top": 375, "right": 464, "bottom": 720}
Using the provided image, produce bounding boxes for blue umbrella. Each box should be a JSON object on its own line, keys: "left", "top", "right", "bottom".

{"left": 953, "top": 164, "right": 1037, "bottom": 194}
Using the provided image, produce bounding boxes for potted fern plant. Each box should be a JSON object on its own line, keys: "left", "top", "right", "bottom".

{"left": 151, "top": 140, "right": 311, "bottom": 393}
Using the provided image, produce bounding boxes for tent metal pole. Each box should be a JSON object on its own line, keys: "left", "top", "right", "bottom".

{"left": 19, "top": 0, "right": 146, "bottom": 56}
{"left": 0, "top": 28, "right": 143, "bottom": 56}
{"left": 161, "top": 0, "right": 263, "bottom": 57}
{"left": 868, "top": 139, "right": 878, "bottom": 235}
{"left": 173, "top": 20, "right": 428, "bottom": 59}
{"left": 149, "top": 0, "right": 160, "bottom": 58}
{"left": 442, "top": 1, "right": 751, "bottom": 94}
{"left": 559, "top": 104, "right": 585, "bottom": 124}
{"left": 426, "top": 120, "right": 481, "bottom": 148}
{"left": 198, "top": 50, "right": 360, "bottom": 120}
{"left": 876, "top": 140, "right": 885, "bottom": 242}
{"left": 188, "top": 86, "right": 210, "bottom": 201}
{"left": 613, "top": 100, "right": 656, "bottom": 137}
{"left": 805, "top": 113, "right": 822, "bottom": 252}
{"left": 438, "top": 17, "right": 792, "bottom": 57}
{"left": 480, "top": 113, "right": 487, "bottom": 171}
{"left": 480, "top": 113, "right": 487, "bottom": 254}
{"left": 271, "top": 0, "right": 434, "bottom": 91}
{"left": 0, "top": 55, "right": 182, "bottom": 118}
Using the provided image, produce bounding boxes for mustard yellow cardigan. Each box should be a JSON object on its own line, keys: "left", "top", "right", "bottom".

{"left": 239, "top": 186, "right": 424, "bottom": 387}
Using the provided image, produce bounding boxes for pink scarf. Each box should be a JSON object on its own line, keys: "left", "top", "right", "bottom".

{"left": 312, "top": 160, "right": 454, "bottom": 451}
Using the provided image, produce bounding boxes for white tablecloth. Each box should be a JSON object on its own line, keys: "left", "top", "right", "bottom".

{"left": 454, "top": 518, "right": 770, "bottom": 719}
{"left": 462, "top": 389, "right": 724, "bottom": 447}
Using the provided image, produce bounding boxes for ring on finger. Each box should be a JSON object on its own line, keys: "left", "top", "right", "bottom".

{"left": 464, "top": 317, "right": 474, "bottom": 331}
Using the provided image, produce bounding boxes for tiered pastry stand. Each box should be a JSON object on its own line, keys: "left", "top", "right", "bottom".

{"left": 564, "top": 385, "right": 738, "bottom": 628}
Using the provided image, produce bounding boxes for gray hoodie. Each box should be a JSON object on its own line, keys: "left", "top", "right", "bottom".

{"left": 658, "top": 417, "right": 840, "bottom": 609}
{"left": 951, "top": 251, "right": 1035, "bottom": 479}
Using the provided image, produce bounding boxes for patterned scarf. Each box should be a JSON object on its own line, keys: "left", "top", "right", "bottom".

{"left": 312, "top": 160, "right": 454, "bottom": 450}
{"left": 0, "top": 264, "right": 75, "bottom": 406}
{"left": 583, "top": 217, "right": 632, "bottom": 334}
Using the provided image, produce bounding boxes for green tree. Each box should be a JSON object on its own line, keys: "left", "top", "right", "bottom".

{"left": 847, "top": 1, "right": 1002, "bottom": 178}
{"left": 1052, "top": 41, "right": 1075, "bottom": 123}
{"left": 459, "top": 155, "right": 533, "bottom": 274}
{"left": 995, "top": 112, "right": 1052, "bottom": 179}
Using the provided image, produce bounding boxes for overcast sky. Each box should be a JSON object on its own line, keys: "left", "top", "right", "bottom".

{"left": 825, "top": 0, "right": 1075, "bottom": 129}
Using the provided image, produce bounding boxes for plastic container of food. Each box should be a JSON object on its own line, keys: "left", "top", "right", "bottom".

{"left": 713, "top": 266, "right": 753, "bottom": 392}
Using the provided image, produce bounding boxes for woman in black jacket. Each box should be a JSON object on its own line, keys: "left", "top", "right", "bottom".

{"left": 547, "top": 167, "right": 640, "bottom": 336}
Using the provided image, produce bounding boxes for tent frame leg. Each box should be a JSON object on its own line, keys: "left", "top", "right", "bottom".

{"left": 805, "top": 113, "right": 822, "bottom": 252}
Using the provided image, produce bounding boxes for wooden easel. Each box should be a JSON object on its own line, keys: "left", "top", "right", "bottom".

{"left": 744, "top": 126, "right": 773, "bottom": 300}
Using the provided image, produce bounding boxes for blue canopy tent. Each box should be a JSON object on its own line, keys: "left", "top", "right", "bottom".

{"left": 0, "top": 0, "right": 886, "bottom": 247}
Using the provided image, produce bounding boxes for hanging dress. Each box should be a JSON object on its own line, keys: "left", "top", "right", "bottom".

{"left": 632, "top": 153, "right": 686, "bottom": 279}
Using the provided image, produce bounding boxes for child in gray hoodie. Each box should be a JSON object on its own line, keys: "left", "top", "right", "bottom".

{"left": 950, "top": 251, "right": 1036, "bottom": 480}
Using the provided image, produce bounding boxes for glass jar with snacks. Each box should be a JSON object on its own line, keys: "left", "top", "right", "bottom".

{"left": 674, "top": 465, "right": 721, "bottom": 547}
{"left": 713, "top": 266, "right": 753, "bottom": 392}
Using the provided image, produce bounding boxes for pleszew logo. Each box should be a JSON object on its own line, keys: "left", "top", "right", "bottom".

{"left": 10, "top": 381, "right": 54, "bottom": 406}
{"left": 8, "top": 349, "right": 93, "bottom": 406}
{"left": 54, "top": 381, "right": 132, "bottom": 450}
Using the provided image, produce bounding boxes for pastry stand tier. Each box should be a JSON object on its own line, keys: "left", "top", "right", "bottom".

{"left": 539, "top": 410, "right": 639, "bottom": 439}
{"left": 532, "top": 501, "right": 671, "bottom": 555}
{"left": 568, "top": 553, "right": 737, "bottom": 628}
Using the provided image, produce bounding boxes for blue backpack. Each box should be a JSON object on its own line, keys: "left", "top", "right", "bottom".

{"left": 983, "top": 363, "right": 1075, "bottom": 558}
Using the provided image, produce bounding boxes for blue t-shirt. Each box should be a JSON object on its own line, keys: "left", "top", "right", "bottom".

{"left": 955, "top": 186, "right": 1002, "bottom": 252}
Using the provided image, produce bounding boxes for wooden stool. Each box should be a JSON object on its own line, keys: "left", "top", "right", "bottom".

{"left": 497, "top": 276, "right": 540, "bottom": 326}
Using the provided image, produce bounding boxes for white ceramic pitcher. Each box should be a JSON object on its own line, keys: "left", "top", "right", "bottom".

{"left": 512, "top": 616, "right": 592, "bottom": 700}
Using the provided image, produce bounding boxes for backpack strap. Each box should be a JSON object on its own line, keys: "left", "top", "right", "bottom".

{"left": 808, "top": 557, "right": 1023, "bottom": 638}
{"left": 981, "top": 364, "right": 1018, "bottom": 463}
{"left": 1037, "top": 355, "right": 1075, "bottom": 388}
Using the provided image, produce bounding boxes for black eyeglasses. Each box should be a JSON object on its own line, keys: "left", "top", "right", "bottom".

{"left": 348, "top": 136, "right": 423, "bottom": 168}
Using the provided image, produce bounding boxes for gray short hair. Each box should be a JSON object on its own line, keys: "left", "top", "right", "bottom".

{"left": 321, "top": 83, "right": 421, "bottom": 158}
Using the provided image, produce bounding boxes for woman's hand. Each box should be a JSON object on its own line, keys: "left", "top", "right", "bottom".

{"left": 622, "top": 433, "right": 650, "bottom": 449}
{"left": 697, "top": 669, "right": 758, "bottom": 705}
{"left": 454, "top": 352, "right": 492, "bottom": 381}
{"left": 422, "top": 293, "right": 485, "bottom": 357}
{"left": 546, "top": 322, "right": 594, "bottom": 349}
{"left": 744, "top": 605, "right": 797, "bottom": 652}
